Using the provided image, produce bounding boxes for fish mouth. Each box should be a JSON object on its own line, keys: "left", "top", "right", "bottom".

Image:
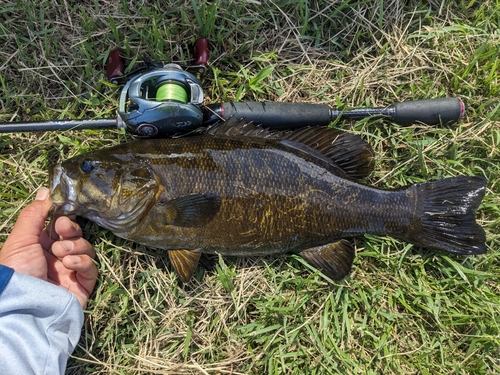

{"left": 48, "top": 164, "right": 78, "bottom": 216}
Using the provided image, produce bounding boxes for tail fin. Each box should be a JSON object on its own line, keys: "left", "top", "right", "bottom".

{"left": 407, "top": 176, "right": 487, "bottom": 255}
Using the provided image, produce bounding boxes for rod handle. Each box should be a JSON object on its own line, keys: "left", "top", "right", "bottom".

{"left": 221, "top": 102, "right": 331, "bottom": 129}
{"left": 392, "top": 98, "right": 465, "bottom": 125}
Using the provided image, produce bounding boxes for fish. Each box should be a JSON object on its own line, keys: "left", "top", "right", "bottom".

{"left": 48, "top": 119, "right": 487, "bottom": 282}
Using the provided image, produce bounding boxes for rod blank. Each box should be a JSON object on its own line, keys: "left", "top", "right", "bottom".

{"left": 0, "top": 119, "right": 117, "bottom": 133}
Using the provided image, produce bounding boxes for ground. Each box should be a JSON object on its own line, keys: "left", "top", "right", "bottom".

{"left": 0, "top": 1, "right": 499, "bottom": 374}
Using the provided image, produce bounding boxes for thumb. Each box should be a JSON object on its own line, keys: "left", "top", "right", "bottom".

{"left": 7, "top": 188, "right": 53, "bottom": 241}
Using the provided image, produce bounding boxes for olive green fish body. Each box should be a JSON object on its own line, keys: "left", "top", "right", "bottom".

{"left": 70, "top": 136, "right": 410, "bottom": 253}
{"left": 49, "top": 121, "right": 487, "bottom": 282}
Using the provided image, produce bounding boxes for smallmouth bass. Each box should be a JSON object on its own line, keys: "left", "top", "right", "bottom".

{"left": 49, "top": 120, "right": 487, "bottom": 282}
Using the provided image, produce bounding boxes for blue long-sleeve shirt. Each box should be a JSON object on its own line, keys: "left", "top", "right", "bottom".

{"left": 0, "top": 264, "right": 84, "bottom": 374}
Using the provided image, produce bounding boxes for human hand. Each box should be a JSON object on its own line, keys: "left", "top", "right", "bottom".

{"left": 0, "top": 187, "right": 97, "bottom": 309}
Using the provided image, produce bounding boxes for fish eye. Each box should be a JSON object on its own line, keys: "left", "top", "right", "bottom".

{"left": 81, "top": 160, "right": 95, "bottom": 174}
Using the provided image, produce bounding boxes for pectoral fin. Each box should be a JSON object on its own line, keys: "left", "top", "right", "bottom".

{"left": 168, "top": 249, "right": 202, "bottom": 283}
{"left": 299, "top": 240, "right": 355, "bottom": 281}
{"left": 165, "top": 193, "right": 222, "bottom": 227}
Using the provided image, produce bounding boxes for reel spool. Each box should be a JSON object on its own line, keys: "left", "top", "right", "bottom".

{"left": 156, "top": 81, "right": 189, "bottom": 103}
{"left": 117, "top": 64, "right": 204, "bottom": 137}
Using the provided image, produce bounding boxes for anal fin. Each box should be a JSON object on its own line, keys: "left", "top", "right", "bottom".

{"left": 168, "top": 249, "right": 202, "bottom": 283}
{"left": 299, "top": 240, "right": 355, "bottom": 281}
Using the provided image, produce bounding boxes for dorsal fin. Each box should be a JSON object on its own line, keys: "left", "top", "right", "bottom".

{"left": 206, "top": 118, "right": 374, "bottom": 180}
{"left": 206, "top": 117, "right": 277, "bottom": 138}
{"left": 278, "top": 127, "right": 374, "bottom": 179}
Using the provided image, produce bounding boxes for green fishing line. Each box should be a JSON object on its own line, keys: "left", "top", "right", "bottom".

{"left": 156, "top": 82, "right": 188, "bottom": 103}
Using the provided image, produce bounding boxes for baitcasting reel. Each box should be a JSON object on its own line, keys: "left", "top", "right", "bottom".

{"left": 116, "top": 63, "right": 205, "bottom": 137}
{"left": 107, "top": 38, "right": 209, "bottom": 137}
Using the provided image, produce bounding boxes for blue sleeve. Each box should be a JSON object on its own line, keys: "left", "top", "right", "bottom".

{"left": 0, "top": 265, "right": 14, "bottom": 294}
{"left": 0, "top": 265, "right": 84, "bottom": 375}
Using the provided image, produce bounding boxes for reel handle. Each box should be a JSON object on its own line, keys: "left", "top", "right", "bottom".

{"left": 106, "top": 37, "right": 209, "bottom": 85}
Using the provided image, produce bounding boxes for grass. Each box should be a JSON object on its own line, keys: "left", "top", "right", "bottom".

{"left": 1, "top": 0, "right": 499, "bottom": 374}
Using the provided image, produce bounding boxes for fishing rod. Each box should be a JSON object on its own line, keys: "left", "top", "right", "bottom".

{"left": 0, "top": 38, "right": 465, "bottom": 138}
